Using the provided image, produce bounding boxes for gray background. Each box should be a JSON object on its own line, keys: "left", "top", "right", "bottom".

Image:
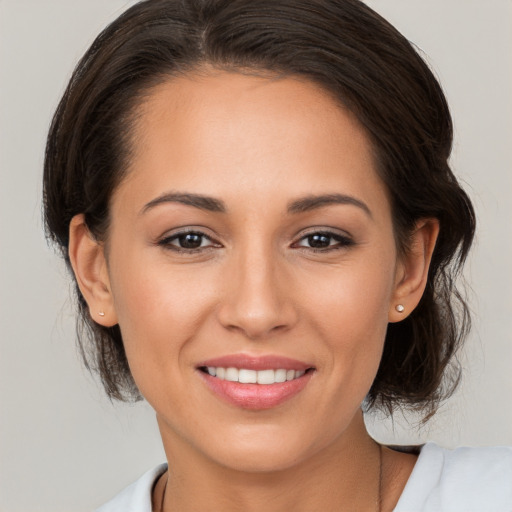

{"left": 1, "top": 1, "right": 511, "bottom": 511}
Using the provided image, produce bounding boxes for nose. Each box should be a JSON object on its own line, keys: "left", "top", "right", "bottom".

{"left": 216, "top": 245, "right": 298, "bottom": 340}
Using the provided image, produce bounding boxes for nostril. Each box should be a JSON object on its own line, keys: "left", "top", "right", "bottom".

{"left": 216, "top": 274, "right": 299, "bottom": 340}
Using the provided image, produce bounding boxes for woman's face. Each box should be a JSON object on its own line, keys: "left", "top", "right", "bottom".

{"left": 104, "top": 71, "right": 403, "bottom": 471}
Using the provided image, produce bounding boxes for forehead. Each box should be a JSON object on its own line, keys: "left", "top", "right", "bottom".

{"left": 114, "top": 70, "right": 389, "bottom": 218}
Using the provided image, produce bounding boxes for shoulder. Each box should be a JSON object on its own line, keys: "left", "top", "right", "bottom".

{"left": 95, "top": 463, "right": 167, "bottom": 512}
{"left": 394, "top": 443, "right": 512, "bottom": 512}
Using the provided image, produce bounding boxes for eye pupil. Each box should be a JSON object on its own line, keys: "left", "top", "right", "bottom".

{"left": 179, "top": 233, "right": 203, "bottom": 248}
{"left": 308, "top": 234, "right": 331, "bottom": 248}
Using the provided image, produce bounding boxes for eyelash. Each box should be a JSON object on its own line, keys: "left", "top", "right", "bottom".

{"left": 157, "top": 229, "right": 354, "bottom": 254}
{"left": 292, "top": 230, "right": 354, "bottom": 252}
{"left": 157, "top": 230, "right": 221, "bottom": 254}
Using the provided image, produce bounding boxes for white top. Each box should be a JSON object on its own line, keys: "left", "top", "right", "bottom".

{"left": 96, "top": 443, "right": 512, "bottom": 512}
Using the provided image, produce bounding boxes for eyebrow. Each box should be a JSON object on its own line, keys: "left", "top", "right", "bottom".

{"left": 287, "top": 194, "right": 372, "bottom": 217}
{"left": 141, "top": 192, "right": 226, "bottom": 215}
{"left": 140, "top": 191, "right": 371, "bottom": 217}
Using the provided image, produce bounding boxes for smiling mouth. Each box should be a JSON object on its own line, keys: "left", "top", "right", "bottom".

{"left": 199, "top": 366, "right": 314, "bottom": 384}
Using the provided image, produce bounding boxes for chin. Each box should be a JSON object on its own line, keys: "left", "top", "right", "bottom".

{"left": 198, "top": 422, "right": 338, "bottom": 474}
{"left": 210, "top": 444, "right": 309, "bottom": 474}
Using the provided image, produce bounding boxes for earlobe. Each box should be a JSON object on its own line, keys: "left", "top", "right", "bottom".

{"left": 389, "top": 218, "right": 439, "bottom": 323}
{"left": 68, "top": 214, "right": 118, "bottom": 327}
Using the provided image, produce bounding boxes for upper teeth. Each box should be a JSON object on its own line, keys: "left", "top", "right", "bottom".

{"left": 206, "top": 367, "right": 306, "bottom": 384}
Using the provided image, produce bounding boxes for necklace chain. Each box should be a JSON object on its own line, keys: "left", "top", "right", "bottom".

{"left": 159, "top": 471, "right": 167, "bottom": 512}
{"left": 377, "top": 443, "right": 383, "bottom": 512}
{"left": 158, "top": 444, "right": 383, "bottom": 512}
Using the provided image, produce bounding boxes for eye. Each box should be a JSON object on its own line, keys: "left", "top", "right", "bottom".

{"left": 158, "top": 230, "right": 220, "bottom": 252}
{"left": 294, "top": 231, "right": 354, "bottom": 251}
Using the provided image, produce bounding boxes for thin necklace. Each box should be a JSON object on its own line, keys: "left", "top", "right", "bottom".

{"left": 377, "top": 443, "right": 383, "bottom": 512}
{"left": 159, "top": 471, "right": 167, "bottom": 512}
{"left": 158, "top": 444, "right": 384, "bottom": 512}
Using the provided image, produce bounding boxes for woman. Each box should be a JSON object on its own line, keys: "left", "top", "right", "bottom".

{"left": 43, "top": 0, "right": 511, "bottom": 510}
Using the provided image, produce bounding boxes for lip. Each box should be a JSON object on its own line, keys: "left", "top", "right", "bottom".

{"left": 196, "top": 354, "right": 315, "bottom": 410}
{"left": 198, "top": 354, "right": 312, "bottom": 371}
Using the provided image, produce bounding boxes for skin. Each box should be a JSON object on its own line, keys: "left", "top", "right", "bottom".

{"left": 69, "top": 70, "right": 438, "bottom": 511}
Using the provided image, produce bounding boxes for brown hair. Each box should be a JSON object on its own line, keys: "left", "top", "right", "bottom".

{"left": 43, "top": 0, "right": 475, "bottom": 418}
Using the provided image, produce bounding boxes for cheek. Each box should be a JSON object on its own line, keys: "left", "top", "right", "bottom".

{"left": 302, "top": 251, "right": 396, "bottom": 383}
{"left": 306, "top": 255, "right": 394, "bottom": 332}
{"left": 313, "top": 285, "right": 390, "bottom": 373}
{"left": 107, "top": 254, "right": 219, "bottom": 385}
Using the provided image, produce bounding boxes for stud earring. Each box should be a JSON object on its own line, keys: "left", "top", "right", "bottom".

{"left": 395, "top": 304, "right": 405, "bottom": 313}
{"left": 98, "top": 311, "right": 105, "bottom": 317}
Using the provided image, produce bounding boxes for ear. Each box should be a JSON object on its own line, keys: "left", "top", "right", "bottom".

{"left": 388, "top": 218, "right": 439, "bottom": 323}
{"left": 68, "top": 214, "right": 118, "bottom": 327}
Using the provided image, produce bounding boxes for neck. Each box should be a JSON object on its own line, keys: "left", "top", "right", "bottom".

{"left": 156, "top": 411, "right": 384, "bottom": 512}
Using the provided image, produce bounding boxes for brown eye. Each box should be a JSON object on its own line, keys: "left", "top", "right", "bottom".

{"left": 307, "top": 234, "right": 332, "bottom": 248}
{"left": 158, "top": 230, "right": 219, "bottom": 252}
{"left": 177, "top": 233, "right": 204, "bottom": 249}
{"left": 295, "top": 231, "right": 354, "bottom": 251}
